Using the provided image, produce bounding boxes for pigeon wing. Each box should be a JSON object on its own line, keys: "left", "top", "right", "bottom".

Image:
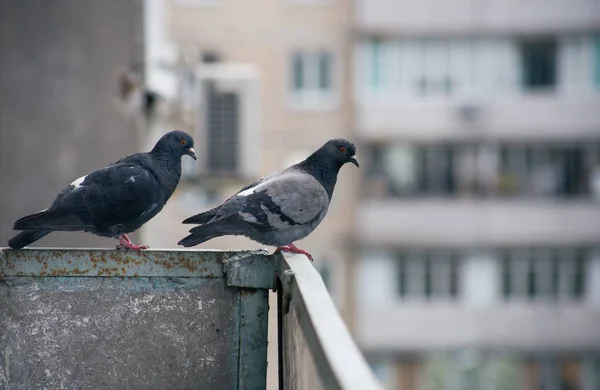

{"left": 238, "top": 171, "right": 329, "bottom": 232}
{"left": 80, "top": 163, "right": 163, "bottom": 226}
{"left": 50, "top": 162, "right": 162, "bottom": 230}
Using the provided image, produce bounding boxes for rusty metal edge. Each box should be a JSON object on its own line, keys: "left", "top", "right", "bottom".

{"left": 0, "top": 248, "right": 267, "bottom": 278}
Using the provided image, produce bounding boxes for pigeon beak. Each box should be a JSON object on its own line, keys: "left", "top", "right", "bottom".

{"left": 186, "top": 147, "right": 197, "bottom": 160}
{"left": 349, "top": 156, "right": 359, "bottom": 167}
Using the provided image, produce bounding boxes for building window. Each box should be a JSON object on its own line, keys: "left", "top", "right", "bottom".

{"left": 501, "top": 249, "right": 587, "bottom": 301}
{"left": 498, "top": 144, "right": 589, "bottom": 197}
{"left": 288, "top": 50, "right": 336, "bottom": 109}
{"left": 362, "top": 38, "right": 520, "bottom": 98}
{"left": 595, "top": 36, "right": 600, "bottom": 89}
{"left": 396, "top": 252, "right": 460, "bottom": 300}
{"left": 369, "top": 39, "right": 382, "bottom": 90}
{"left": 362, "top": 142, "right": 599, "bottom": 199}
{"left": 520, "top": 39, "right": 557, "bottom": 90}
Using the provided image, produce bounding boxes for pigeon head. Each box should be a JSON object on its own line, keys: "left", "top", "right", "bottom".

{"left": 153, "top": 130, "right": 197, "bottom": 160}
{"left": 318, "top": 138, "right": 359, "bottom": 168}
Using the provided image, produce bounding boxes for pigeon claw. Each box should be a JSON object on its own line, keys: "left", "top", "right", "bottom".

{"left": 276, "top": 243, "right": 313, "bottom": 262}
{"left": 116, "top": 234, "right": 149, "bottom": 251}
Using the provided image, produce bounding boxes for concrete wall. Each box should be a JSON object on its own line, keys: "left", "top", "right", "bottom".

{"left": 356, "top": 96, "right": 600, "bottom": 142}
{"left": 0, "top": 0, "right": 144, "bottom": 248}
{"left": 357, "top": 200, "right": 600, "bottom": 247}
{"left": 355, "top": 0, "right": 600, "bottom": 35}
{"left": 356, "top": 253, "right": 600, "bottom": 352}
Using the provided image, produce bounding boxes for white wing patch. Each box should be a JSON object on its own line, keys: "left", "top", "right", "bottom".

{"left": 70, "top": 175, "right": 87, "bottom": 188}
{"left": 237, "top": 178, "right": 271, "bottom": 197}
{"left": 125, "top": 176, "right": 136, "bottom": 184}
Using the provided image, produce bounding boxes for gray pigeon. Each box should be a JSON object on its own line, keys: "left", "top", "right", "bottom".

{"left": 178, "top": 139, "right": 358, "bottom": 261}
{"left": 8, "top": 131, "right": 196, "bottom": 250}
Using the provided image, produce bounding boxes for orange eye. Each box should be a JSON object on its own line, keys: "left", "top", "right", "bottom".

{"left": 339, "top": 146, "right": 346, "bottom": 153}
{"left": 180, "top": 139, "right": 187, "bottom": 146}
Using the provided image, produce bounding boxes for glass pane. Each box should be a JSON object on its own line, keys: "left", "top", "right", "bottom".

{"left": 370, "top": 39, "right": 382, "bottom": 90}
{"left": 520, "top": 40, "right": 557, "bottom": 89}
{"left": 527, "top": 258, "right": 536, "bottom": 299}
{"left": 318, "top": 51, "right": 332, "bottom": 91}
{"left": 397, "top": 256, "right": 407, "bottom": 298}
{"left": 595, "top": 36, "right": 600, "bottom": 88}
{"left": 573, "top": 253, "right": 586, "bottom": 298}
{"left": 424, "top": 255, "right": 433, "bottom": 299}
{"left": 450, "top": 256, "right": 460, "bottom": 298}
{"left": 406, "top": 254, "right": 425, "bottom": 297}
{"left": 291, "top": 51, "right": 304, "bottom": 91}
{"left": 383, "top": 145, "right": 418, "bottom": 196}
{"left": 423, "top": 146, "right": 455, "bottom": 195}
{"left": 502, "top": 255, "right": 510, "bottom": 300}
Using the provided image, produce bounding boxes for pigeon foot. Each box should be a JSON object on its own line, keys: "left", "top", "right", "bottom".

{"left": 276, "top": 243, "right": 313, "bottom": 262}
{"left": 116, "top": 234, "right": 148, "bottom": 251}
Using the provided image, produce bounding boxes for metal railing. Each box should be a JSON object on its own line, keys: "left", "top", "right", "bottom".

{"left": 277, "top": 253, "right": 384, "bottom": 390}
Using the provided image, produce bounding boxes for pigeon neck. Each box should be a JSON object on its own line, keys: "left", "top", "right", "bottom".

{"left": 298, "top": 154, "right": 340, "bottom": 200}
{"left": 149, "top": 149, "right": 182, "bottom": 189}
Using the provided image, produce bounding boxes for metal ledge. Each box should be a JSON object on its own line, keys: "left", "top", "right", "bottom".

{"left": 0, "top": 248, "right": 271, "bottom": 280}
{"left": 277, "top": 253, "right": 384, "bottom": 390}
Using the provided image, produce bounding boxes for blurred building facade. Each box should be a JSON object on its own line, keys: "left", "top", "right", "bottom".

{"left": 352, "top": 1, "right": 600, "bottom": 389}
{"left": 142, "top": 0, "right": 600, "bottom": 389}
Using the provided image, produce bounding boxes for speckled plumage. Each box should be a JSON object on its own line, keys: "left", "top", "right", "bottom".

{"left": 178, "top": 139, "right": 358, "bottom": 250}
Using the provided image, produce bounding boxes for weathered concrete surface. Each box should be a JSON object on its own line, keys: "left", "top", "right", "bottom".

{"left": 0, "top": 249, "right": 274, "bottom": 390}
{"left": 0, "top": 277, "right": 237, "bottom": 390}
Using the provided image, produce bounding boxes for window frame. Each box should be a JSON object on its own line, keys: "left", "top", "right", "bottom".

{"left": 286, "top": 48, "right": 340, "bottom": 111}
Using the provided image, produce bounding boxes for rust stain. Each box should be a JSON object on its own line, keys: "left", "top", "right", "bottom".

{"left": 2, "top": 249, "right": 233, "bottom": 278}
{"left": 50, "top": 268, "right": 68, "bottom": 276}
{"left": 72, "top": 268, "right": 90, "bottom": 275}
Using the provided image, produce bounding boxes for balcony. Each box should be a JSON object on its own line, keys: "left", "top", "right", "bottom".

{"left": 357, "top": 199, "right": 600, "bottom": 247}
{"left": 357, "top": 303, "right": 600, "bottom": 352}
{"left": 355, "top": 0, "right": 600, "bottom": 35}
{"left": 355, "top": 248, "right": 600, "bottom": 353}
{"left": 356, "top": 95, "right": 600, "bottom": 142}
{"left": 0, "top": 249, "right": 383, "bottom": 390}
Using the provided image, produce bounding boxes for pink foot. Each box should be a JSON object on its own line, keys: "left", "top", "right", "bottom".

{"left": 116, "top": 234, "right": 148, "bottom": 251}
{"left": 276, "top": 243, "right": 313, "bottom": 262}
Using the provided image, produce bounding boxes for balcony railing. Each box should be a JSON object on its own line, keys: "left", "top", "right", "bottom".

{"left": 0, "top": 248, "right": 383, "bottom": 390}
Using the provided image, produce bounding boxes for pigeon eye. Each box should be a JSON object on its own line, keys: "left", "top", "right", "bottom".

{"left": 339, "top": 146, "right": 346, "bottom": 153}
{"left": 180, "top": 139, "right": 187, "bottom": 146}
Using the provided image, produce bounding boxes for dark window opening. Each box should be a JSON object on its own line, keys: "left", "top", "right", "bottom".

{"left": 521, "top": 40, "right": 557, "bottom": 89}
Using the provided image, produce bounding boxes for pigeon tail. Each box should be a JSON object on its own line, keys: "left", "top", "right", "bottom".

{"left": 8, "top": 230, "right": 51, "bottom": 249}
{"left": 182, "top": 206, "right": 220, "bottom": 224}
{"left": 178, "top": 231, "right": 222, "bottom": 247}
{"left": 13, "top": 210, "right": 88, "bottom": 231}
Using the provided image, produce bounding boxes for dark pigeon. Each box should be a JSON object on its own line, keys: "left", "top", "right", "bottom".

{"left": 8, "top": 130, "right": 196, "bottom": 250}
{"left": 178, "top": 139, "right": 358, "bottom": 261}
